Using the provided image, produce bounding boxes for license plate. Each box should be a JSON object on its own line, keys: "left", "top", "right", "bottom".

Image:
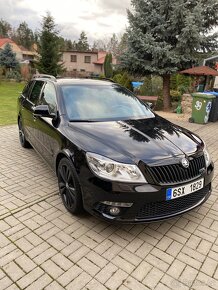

{"left": 166, "top": 178, "right": 204, "bottom": 201}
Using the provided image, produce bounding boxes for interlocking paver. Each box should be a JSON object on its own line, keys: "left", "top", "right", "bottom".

{"left": 3, "top": 261, "right": 25, "bottom": 281}
{"left": 77, "top": 256, "right": 101, "bottom": 276}
{"left": 16, "top": 267, "right": 44, "bottom": 289}
{"left": 179, "top": 265, "right": 198, "bottom": 287}
{"left": 45, "top": 281, "right": 65, "bottom": 290}
{"left": 57, "top": 265, "right": 82, "bottom": 287}
{"left": 125, "top": 276, "right": 150, "bottom": 290}
{"left": 131, "top": 261, "right": 152, "bottom": 282}
{"left": 105, "top": 269, "right": 129, "bottom": 290}
{"left": 66, "top": 271, "right": 92, "bottom": 290}
{"left": 85, "top": 278, "right": 108, "bottom": 290}
{"left": 167, "top": 259, "right": 186, "bottom": 279}
{"left": 15, "top": 254, "right": 37, "bottom": 273}
{"left": 112, "top": 255, "right": 135, "bottom": 274}
{"left": 24, "top": 273, "right": 52, "bottom": 290}
{"left": 95, "top": 263, "right": 118, "bottom": 284}
{"left": 0, "top": 118, "right": 218, "bottom": 289}
{"left": 0, "top": 276, "right": 13, "bottom": 290}
{"left": 51, "top": 253, "right": 74, "bottom": 271}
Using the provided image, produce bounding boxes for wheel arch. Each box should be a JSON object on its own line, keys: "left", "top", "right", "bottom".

{"left": 55, "top": 149, "right": 74, "bottom": 175}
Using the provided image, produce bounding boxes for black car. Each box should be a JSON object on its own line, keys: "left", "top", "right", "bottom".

{"left": 17, "top": 75, "right": 214, "bottom": 223}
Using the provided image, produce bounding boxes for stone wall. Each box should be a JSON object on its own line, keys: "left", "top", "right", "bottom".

{"left": 181, "top": 93, "right": 192, "bottom": 115}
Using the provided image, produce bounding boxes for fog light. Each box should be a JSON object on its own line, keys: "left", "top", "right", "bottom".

{"left": 109, "top": 207, "right": 120, "bottom": 216}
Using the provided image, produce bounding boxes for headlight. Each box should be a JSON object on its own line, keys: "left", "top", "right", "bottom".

{"left": 86, "top": 152, "right": 147, "bottom": 183}
{"left": 203, "top": 148, "right": 211, "bottom": 167}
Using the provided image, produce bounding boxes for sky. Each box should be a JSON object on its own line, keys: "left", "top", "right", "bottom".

{"left": 0, "top": 0, "right": 131, "bottom": 42}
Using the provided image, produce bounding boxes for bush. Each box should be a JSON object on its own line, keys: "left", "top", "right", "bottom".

{"left": 170, "top": 73, "right": 192, "bottom": 92}
{"left": 113, "top": 72, "right": 133, "bottom": 91}
{"left": 139, "top": 75, "right": 163, "bottom": 97}
{"left": 170, "top": 74, "right": 177, "bottom": 90}
{"left": 170, "top": 90, "right": 181, "bottom": 102}
{"left": 113, "top": 74, "right": 122, "bottom": 83}
{"left": 151, "top": 76, "right": 163, "bottom": 97}
{"left": 155, "top": 98, "right": 164, "bottom": 111}
{"left": 98, "top": 73, "right": 105, "bottom": 79}
{"left": 139, "top": 76, "right": 153, "bottom": 95}
{"left": 5, "top": 70, "right": 22, "bottom": 82}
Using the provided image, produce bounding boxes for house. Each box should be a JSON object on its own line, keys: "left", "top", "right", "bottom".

{"left": 0, "top": 38, "right": 36, "bottom": 62}
{"left": 62, "top": 50, "right": 118, "bottom": 77}
{"left": 93, "top": 51, "right": 118, "bottom": 72}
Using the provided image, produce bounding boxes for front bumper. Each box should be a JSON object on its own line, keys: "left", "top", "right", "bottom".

{"left": 79, "top": 162, "right": 214, "bottom": 223}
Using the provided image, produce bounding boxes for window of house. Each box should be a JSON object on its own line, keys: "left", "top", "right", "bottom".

{"left": 80, "top": 69, "right": 86, "bottom": 72}
{"left": 73, "top": 69, "right": 77, "bottom": 71}
{"left": 84, "top": 56, "right": 91, "bottom": 63}
{"left": 71, "top": 55, "right": 77, "bottom": 62}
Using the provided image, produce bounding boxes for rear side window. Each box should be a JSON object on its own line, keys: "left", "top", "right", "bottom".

{"left": 28, "top": 81, "right": 44, "bottom": 105}
{"left": 22, "top": 81, "right": 34, "bottom": 98}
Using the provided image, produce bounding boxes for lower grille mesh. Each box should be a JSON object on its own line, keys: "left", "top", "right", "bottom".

{"left": 135, "top": 184, "right": 210, "bottom": 219}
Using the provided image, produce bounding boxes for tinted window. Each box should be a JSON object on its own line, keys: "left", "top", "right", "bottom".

{"left": 61, "top": 84, "right": 154, "bottom": 121}
{"left": 39, "top": 82, "right": 57, "bottom": 113}
{"left": 22, "top": 81, "right": 34, "bottom": 98}
{"left": 28, "top": 81, "right": 44, "bottom": 104}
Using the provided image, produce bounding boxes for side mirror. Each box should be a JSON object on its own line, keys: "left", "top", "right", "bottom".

{"left": 33, "top": 105, "right": 55, "bottom": 118}
{"left": 147, "top": 102, "right": 154, "bottom": 110}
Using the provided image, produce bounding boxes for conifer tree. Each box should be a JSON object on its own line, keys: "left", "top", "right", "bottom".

{"left": 15, "top": 22, "right": 34, "bottom": 50}
{"left": 121, "top": 0, "right": 218, "bottom": 110}
{"left": 0, "top": 43, "right": 18, "bottom": 70}
{"left": 104, "top": 53, "right": 113, "bottom": 78}
{"left": 76, "top": 31, "right": 89, "bottom": 51}
{"left": 36, "top": 13, "right": 65, "bottom": 76}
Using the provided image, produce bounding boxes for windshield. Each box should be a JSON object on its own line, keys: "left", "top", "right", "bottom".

{"left": 61, "top": 84, "right": 155, "bottom": 121}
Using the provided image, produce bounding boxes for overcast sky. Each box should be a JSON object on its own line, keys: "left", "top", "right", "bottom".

{"left": 0, "top": 0, "right": 131, "bottom": 42}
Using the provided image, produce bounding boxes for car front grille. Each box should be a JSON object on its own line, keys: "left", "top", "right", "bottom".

{"left": 135, "top": 184, "right": 210, "bottom": 220}
{"left": 146, "top": 155, "right": 206, "bottom": 185}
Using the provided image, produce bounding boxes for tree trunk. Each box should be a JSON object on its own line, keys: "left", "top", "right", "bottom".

{"left": 162, "top": 74, "right": 171, "bottom": 111}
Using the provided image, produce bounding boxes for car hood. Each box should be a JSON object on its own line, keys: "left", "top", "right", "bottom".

{"left": 66, "top": 115, "right": 203, "bottom": 165}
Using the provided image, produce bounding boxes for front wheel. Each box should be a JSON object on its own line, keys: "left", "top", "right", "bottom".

{"left": 18, "top": 119, "right": 31, "bottom": 148}
{"left": 57, "top": 158, "right": 83, "bottom": 214}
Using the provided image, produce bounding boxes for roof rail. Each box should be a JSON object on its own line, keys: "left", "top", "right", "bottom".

{"left": 32, "top": 74, "right": 57, "bottom": 81}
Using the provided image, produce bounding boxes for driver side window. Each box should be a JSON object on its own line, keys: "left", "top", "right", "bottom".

{"left": 39, "top": 82, "right": 57, "bottom": 114}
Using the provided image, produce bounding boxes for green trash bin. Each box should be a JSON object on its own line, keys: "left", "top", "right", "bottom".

{"left": 191, "top": 93, "right": 215, "bottom": 124}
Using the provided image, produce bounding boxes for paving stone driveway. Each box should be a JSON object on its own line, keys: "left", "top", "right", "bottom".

{"left": 0, "top": 117, "right": 218, "bottom": 290}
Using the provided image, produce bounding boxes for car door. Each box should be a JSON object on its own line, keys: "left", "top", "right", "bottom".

{"left": 21, "top": 80, "right": 45, "bottom": 145}
{"left": 34, "top": 81, "right": 62, "bottom": 168}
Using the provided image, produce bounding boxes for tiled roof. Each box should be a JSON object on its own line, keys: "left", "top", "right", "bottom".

{"left": 93, "top": 56, "right": 116, "bottom": 65}
{"left": 180, "top": 66, "right": 218, "bottom": 76}
{"left": 93, "top": 56, "right": 105, "bottom": 64}
{"left": 0, "top": 38, "right": 15, "bottom": 47}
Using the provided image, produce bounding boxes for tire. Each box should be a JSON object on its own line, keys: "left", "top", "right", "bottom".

{"left": 18, "top": 118, "right": 31, "bottom": 148}
{"left": 57, "top": 158, "right": 83, "bottom": 215}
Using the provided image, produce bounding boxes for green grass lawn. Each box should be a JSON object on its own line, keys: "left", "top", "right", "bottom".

{"left": 0, "top": 81, "right": 25, "bottom": 126}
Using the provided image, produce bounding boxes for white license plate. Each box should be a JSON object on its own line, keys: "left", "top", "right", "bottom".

{"left": 166, "top": 178, "right": 204, "bottom": 201}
